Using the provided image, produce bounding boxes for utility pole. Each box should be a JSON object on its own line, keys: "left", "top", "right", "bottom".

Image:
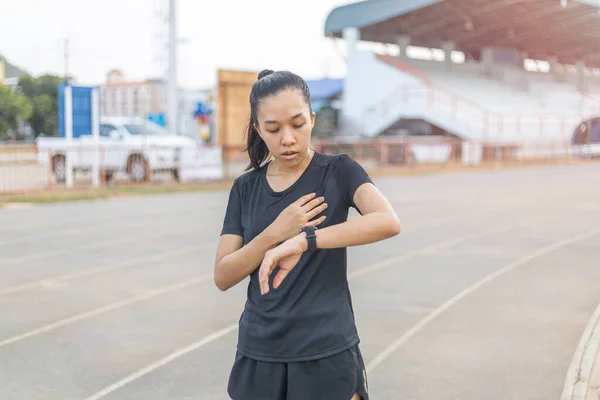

{"left": 63, "top": 38, "right": 70, "bottom": 83}
{"left": 167, "top": 0, "right": 178, "bottom": 135}
{"left": 153, "top": 0, "right": 168, "bottom": 80}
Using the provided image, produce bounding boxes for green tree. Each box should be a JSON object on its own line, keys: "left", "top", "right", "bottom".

{"left": 0, "top": 85, "right": 33, "bottom": 141}
{"left": 18, "top": 74, "right": 62, "bottom": 137}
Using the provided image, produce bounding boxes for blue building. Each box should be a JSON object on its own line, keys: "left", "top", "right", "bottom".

{"left": 305, "top": 78, "right": 344, "bottom": 138}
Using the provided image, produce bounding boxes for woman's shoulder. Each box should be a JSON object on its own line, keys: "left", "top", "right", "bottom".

{"left": 312, "top": 151, "right": 352, "bottom": 165}
{"left": 231, "top": 166, "right": 263, "bottom": 192}
{"left": 313, "top": 151, "right": 362, "bottom": 173}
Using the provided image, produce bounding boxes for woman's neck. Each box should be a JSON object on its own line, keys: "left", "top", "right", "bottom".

{"left": 269, "top": 149, "right": 314, "bottom": 177}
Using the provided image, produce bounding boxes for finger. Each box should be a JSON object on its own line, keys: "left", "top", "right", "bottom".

{"left": 258, "top": 264, "right": 267, "bottom": 295}
{"left": 306, "top": 202, "right": 328, "bottom": 219}
{"left": 259, "top": 259, "right": 272, "bottom": 295}
{"left": 296, "top": 192, "right": 316, "bottom": 206}
{"left": 260, "top": 266, "right": 270, "bottom": 295}
{"left": 273, "top": 269, "right": 290, "bottom": 289}
{"left": 307, "top": 215, "right": 326, "bottom": 227}
{"left": 302, "top": 196, "right": 325, "bottom": 212}
{"left": 260, "top": 255, "right": 278, "bottom": 295}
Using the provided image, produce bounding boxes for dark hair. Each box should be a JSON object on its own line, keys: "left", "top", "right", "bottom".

{"left": 244, "top": 69, "right": 312, "bottom": 171}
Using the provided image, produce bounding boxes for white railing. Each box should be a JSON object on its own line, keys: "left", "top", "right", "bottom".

{"left": 362, "top": 79, "right": 598, "bottom": 144}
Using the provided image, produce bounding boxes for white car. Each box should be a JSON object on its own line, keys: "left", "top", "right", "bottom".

{"left": 36, "top": 117, "right": 200, "bottom": 182}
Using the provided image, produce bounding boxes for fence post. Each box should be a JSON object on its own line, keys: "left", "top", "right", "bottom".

{"left": 379, "top": 143, "right": 389, "bottom": 168}
{"left": 47, "top": 152, "right": 53, "bottom": 189}
{"left": 100, "top": 148, "right": 106, "bottom": 186}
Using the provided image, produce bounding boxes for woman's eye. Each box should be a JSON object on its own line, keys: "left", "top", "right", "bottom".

{"left": 293, "top": 124, "right": 305, "bottom": 129}
{"left": 267, "top": 129, "right": 279, "bottom": 134}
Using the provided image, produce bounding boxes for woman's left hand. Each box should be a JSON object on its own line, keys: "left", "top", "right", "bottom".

{"left": 259, "top": 234, "right": 306, "bottom": 295}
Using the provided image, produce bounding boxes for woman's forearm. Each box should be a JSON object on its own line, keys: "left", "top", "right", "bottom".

{"left": 215, "top": 228, "right": 281, "bottom": 291}
{"left": 299, "top": 211, "right": 401, "bottom": 251}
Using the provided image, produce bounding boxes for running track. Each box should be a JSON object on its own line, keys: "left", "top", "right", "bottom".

{"left": 1, "top": 163, "right": 599, "bottom": 400}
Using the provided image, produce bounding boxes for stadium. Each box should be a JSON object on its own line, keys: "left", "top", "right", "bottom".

{"left": 318, "top": 0, "right": 600, "bottom": 165}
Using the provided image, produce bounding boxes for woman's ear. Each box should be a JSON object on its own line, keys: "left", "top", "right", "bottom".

{"left": 310, "top": 112, "right": 316, "bottom": 126}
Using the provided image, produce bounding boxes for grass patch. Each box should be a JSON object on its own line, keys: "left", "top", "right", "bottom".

{"left": 0, "top": 180, "right": 235, "bottom": 206}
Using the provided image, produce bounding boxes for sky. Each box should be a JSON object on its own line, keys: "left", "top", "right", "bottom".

{"left": 0, "top": 0, "right": 355, "bottom": 89}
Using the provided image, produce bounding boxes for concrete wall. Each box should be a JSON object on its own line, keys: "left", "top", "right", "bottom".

{"left": 0, "top": 146, "right": 50, "bottom": 193}
{"left": 341, "top": 51, "right": 422, "bottom": 135}
{"left": 0, "top": 164, "right": 50, "bottom": 193}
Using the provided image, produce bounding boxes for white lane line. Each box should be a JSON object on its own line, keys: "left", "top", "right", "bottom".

{"left": 0, "top": 204, "right": 500, "bottom": 346}
{"left": 0, "top": 201, "right": 220, "bottom": 238}
{"left": 0, "top": 225, "right": 204, "bottom": 269}
{"left": 0, "top": 213, "right": 196, "bottom": 247}
{"left": 0, "top": 194, "right": 417, "bottom": 247}
{"left": 0, "top": 203, "right": 35, "bottom": 210}
{"left": 0, "top": 205, "right": 491, "bottom": 296}
{"left": 0, "top": 274, "right": 214, "bottom": 348}
{"left": 81, "top": 212, "right": 567, "bottom": 399}
{"left": 561, "top": 301, "right": 600, "bottom": 400}
{"left": 0, "top": 195, "right": 507, "bottom": 263}
{"left": 0, "top": 205, "right": 479, "bottom": 296}
{"left": 0, "top": 243, "right": 216, "bottom": 297}
{"left": 82, "top": 323, "right": 239, "bottom": 400}
{"left": 365, "top": 227, "right": 600, "bottom": 372}
{"left": 348, "top": 212, "right": 558, "bottom": 280}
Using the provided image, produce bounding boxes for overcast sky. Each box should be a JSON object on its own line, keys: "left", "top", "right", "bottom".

{"left": 0, "top": 0, "right": 354, "bottom": 89}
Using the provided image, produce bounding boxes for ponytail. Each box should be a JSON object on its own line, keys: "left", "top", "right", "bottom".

{"left": 245, "top": 120, "right": 269, "bottom": 171}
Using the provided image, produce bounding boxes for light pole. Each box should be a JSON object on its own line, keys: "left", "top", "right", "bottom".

{"left": 167, "top": 0, "right": 178, "bottom": 135}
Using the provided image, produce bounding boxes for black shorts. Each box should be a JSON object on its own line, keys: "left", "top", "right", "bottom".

{"left": 227, "top": 344, "right": 369, "bottom": 400}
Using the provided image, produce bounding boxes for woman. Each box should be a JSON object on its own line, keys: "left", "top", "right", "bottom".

{"left": 215, "top": 69, "right": 401, "bottom": 400}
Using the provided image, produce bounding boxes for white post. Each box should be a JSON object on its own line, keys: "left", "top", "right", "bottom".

{"left": 65, "top": 84, "right": 74, "bottom": 188}
{"left": 167, "top": 0, "right": 178, "bottom": 135}
{"left": 442, "top": 41, "right": 455, "bottom": 70}
{"left": 397, "top": 35, "right": 410, "bottom": 58}
{"left": 576, "top": 60, "right": 586, "bottom": 91}
{"left": 481, "top": 47, "right": 494, "bottom": 76}
{"left": 343, "top": 27, "right": 359, "bottom": 62}
{"left": 91, "top": 87, "right": 100, "bottom": 187}
{"left": 341, "top": 27, "right": 360, "bottom": 135}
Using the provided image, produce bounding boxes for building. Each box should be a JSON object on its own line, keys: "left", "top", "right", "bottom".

{"left": 100, "top": 69, "right": 166, "bottom": 119}
{"left": 1, "top": 77, "right": 19, "bottom": 89}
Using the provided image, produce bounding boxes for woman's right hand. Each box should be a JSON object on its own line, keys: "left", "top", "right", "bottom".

{"left": 268, "top": 193, "right": 328, "bottom": 242}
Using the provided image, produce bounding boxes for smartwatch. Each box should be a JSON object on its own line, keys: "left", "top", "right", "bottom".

{"left": 300, "top": 226, "right": 318, "bottom": 252}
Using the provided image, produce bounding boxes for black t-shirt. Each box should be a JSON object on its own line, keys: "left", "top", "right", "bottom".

{"left": 220, "top": 151, "right": 373, "bottom": 362}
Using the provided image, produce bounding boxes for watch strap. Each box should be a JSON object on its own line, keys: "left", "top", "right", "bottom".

{"left": 300, "top": 226, "right": 318, "bottom": 252}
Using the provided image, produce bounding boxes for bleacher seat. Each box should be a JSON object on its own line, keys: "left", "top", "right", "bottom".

{"left": 401, "top": 58, "right": 586, "bottom": 113}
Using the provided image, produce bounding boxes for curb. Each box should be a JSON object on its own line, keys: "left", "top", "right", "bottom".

{"left": 587, "top": 354, "right": 600, "bottom": 400}
{"left": 562, "top": 301, "right": 600, "bottom": 400}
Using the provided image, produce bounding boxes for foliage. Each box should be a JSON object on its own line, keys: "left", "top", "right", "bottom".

{"left": 18, "top": 74, "right": 63, "bottom": 137}
{"left": 0, "top": 84, "right": 33, "bottom": 140}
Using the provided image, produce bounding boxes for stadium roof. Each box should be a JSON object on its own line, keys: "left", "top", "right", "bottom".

{"left": 325, "top": 0, "right": 600, "bottom": 67}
